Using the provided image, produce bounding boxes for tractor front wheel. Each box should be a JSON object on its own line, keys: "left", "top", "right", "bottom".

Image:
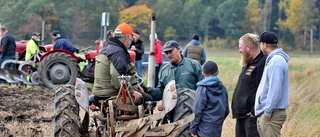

{"left": 37, "top": 52, "right": 80, "bottom": 89}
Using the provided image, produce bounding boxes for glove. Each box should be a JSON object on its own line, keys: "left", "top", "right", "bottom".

{"left": 75, "top": 48, "right": 79, "bottom": 54}
{"left": 140, "top": 83, "right": 149, "bottom": 93}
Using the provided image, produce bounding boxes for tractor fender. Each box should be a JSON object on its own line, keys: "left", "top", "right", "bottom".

{"left": 74, "top": 78, "right": 89, "bottom": 112}
{"left": 162, "top": 80, "right": 177, "bottom": 113}
{"left": 84, "top": 50, "right": 99, "bottom": 60}
{"left": 40, "top": 49, "right": 78, "bottom": 62}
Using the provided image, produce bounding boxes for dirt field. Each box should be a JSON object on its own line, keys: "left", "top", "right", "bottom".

{"left": 0, "top": 85, "right": 54, "bottom": 137}
{"left": 0, "top": 85, "right": 236, "bottom": 137}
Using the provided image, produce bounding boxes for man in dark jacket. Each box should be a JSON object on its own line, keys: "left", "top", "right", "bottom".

{"left": 190, "top": 61, "right": 229, "bottom": 137}
{"left": 52, "top": 31, "right": 79, "bottom": 53}
{"left": 231, "top": 33, "right": 266, "bottom": 137}
{"left": 130, "top": 31, "right": 144, "bottom": 82}
{"left": 0, "top": 26, "right": 16, "bottom": 68}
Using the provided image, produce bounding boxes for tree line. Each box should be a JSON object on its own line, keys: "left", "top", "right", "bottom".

{"left": 0, "top": 0, "right": 319, "bottom": 51}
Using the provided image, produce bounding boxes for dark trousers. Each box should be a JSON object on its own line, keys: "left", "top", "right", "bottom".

{"left": 90, "top": 90, "right": 153, "bottom": 106}
{"left": 155, "top": 62, "right": 162, "bottom": 87}
{"left": 235, "top": 116, "right": 260, "bottom": 137}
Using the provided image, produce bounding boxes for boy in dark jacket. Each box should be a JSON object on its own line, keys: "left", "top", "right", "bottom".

{"left": 190, "top": 61, "right": 229, "bottom": 137}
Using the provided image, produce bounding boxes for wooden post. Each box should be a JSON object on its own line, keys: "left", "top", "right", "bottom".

{"left": 148, "top": 12, "right": 156, "bottom": 87}
{"left": 41, "top": 21, "right": 45, "bottom": 45}
{"left": 310, "top": 29, "right": 313, "bottom": 57}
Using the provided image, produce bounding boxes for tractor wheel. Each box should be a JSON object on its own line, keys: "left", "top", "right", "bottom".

{"left": 172, "top": 88, "right": 195, "bottom": 137}
{"left": 38, "top": 52, "right": 80, "bottom": 89}
{"left": 54, "top": 85, "right": 81, "bottom": 137}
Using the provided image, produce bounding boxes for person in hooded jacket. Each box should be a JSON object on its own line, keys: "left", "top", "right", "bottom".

{"left": 255, "top": 31, "right": 290, "bottom": 137}
{"left": 182, "top": 33, "right": 206, "bottom": 65}
{"left": 190, "top": 61, "right": 229, "bottom": 137}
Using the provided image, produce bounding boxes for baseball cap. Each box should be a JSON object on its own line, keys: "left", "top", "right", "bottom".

{"left": 203, "top": 61, "right": 218, "bottom": 75}
{"left": 256, "top": 31, "right": 278, "bottom": 44}
{"left": 32, "top": 32, "right": 41, "bottom": 36}
{"left": 163, "top": 40, "right": 180, "bottom": 52}
{"left": 115, "top": 23, "right": 138, "bottom": 36}
{"left": 52, "top": 31, "right": 60, "bottom": 37}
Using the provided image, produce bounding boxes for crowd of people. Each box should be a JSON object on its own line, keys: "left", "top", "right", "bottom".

{"left": 91, "top": 22, "right": 289, "bottom": 137}
{"left": 0, "top": 22, "right": 289, "bottom": 137}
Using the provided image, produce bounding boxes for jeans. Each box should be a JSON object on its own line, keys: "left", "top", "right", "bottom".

{"left": 135, "top": 60, "right": 142, "bottom": 82}
{"left": 0, "top": 55, "right": 16, "bottom": 68}
{"left": 155, "top": 62, "right": 162, "bottom": 87}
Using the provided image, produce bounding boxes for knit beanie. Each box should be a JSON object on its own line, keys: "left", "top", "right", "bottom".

{"left": 192, "top": 33, "right": 200, "bottom": 41}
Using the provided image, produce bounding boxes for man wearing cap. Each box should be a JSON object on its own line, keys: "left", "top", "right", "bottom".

{"left": 0, "top": 26, "right": 16, "bottom": 68}
{"left": 255, "top": 31, "right": 290, "bottom": 137}
{"left": 92, "top": 23, "right": 145, "bottom": 104}
{"left": 148, "top": 40, "right": 204, "bottom": 101}
{"left": 190, "top": 61, "right": 229, "bottom": 137}
{"left": 130, "top": 31, "right": 144, "bottom": 82}
{"left": 231, "top": 33, "right": 266, "bottom": 137}
{"left": 52, "top": 31, "right": 79, "bottom": 54}
{"left": 182, "top": 33, "right": 206, "bottom": 65}
{"left": 25, "top": 32, "right": 41, "bottom": 61}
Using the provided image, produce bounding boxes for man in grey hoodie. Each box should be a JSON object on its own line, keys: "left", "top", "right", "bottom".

{"left": 255, "top": 31, "right": 290, "bottom": 137}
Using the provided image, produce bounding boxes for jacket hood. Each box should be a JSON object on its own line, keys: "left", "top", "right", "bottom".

{"left": 266, "top": 48, "right": 290, "bottom": 63}
{"left": 190, "top": 39, "right": 201, "bottom": 45}
{"left": 197, "top": 75, "right": 224, "bottom": 95}
{"left": 197, "top": 75, "right": 220, "bottom": 86}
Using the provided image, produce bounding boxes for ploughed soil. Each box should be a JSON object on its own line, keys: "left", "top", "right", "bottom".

{"left": 0, "top": 85, "right": 54, "bottom": 137}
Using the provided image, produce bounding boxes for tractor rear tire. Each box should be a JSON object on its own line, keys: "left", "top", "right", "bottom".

{"left": 172, "top": 88, "right": 195, "bottom": 137}
{"left": 38, "top": 52, "right": 80, "bottom": 89}
{"left": 54, "top": 85, "right": 81, "bottom": 137}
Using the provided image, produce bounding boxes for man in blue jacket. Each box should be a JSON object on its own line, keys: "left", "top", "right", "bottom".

{"left": 255, "top": 31, "right": 289, "bottom": 137}
{"left": 190, "top": 61, "right": 229, "bottom": 137}
{"left": 52, "top": 31, "right": 79, "bottom": 53}
{"left": 52, "top": 31, "right": 85, "bottom": 62}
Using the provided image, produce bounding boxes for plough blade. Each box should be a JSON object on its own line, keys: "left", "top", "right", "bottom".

{"left": 3, "top": 67, "right": 35, "bottom": 85}
{"left": 0, "top": 68, "right": 19, "bottom": 83}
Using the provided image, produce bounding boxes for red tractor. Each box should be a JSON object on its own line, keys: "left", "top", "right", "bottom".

{"left": 0, "top": 40, "right": 136, "bottom": 89}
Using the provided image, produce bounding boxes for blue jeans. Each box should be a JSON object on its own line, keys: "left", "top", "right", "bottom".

{"left": 135, "top": 60, "right": 142, "bottom": 82}
{"left": 0, "top": 55, "right": 15, "bottom": 68}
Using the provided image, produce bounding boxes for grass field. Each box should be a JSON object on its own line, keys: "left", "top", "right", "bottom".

{"left": 202, "top": 49, "right": 320, "bottom": 136}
